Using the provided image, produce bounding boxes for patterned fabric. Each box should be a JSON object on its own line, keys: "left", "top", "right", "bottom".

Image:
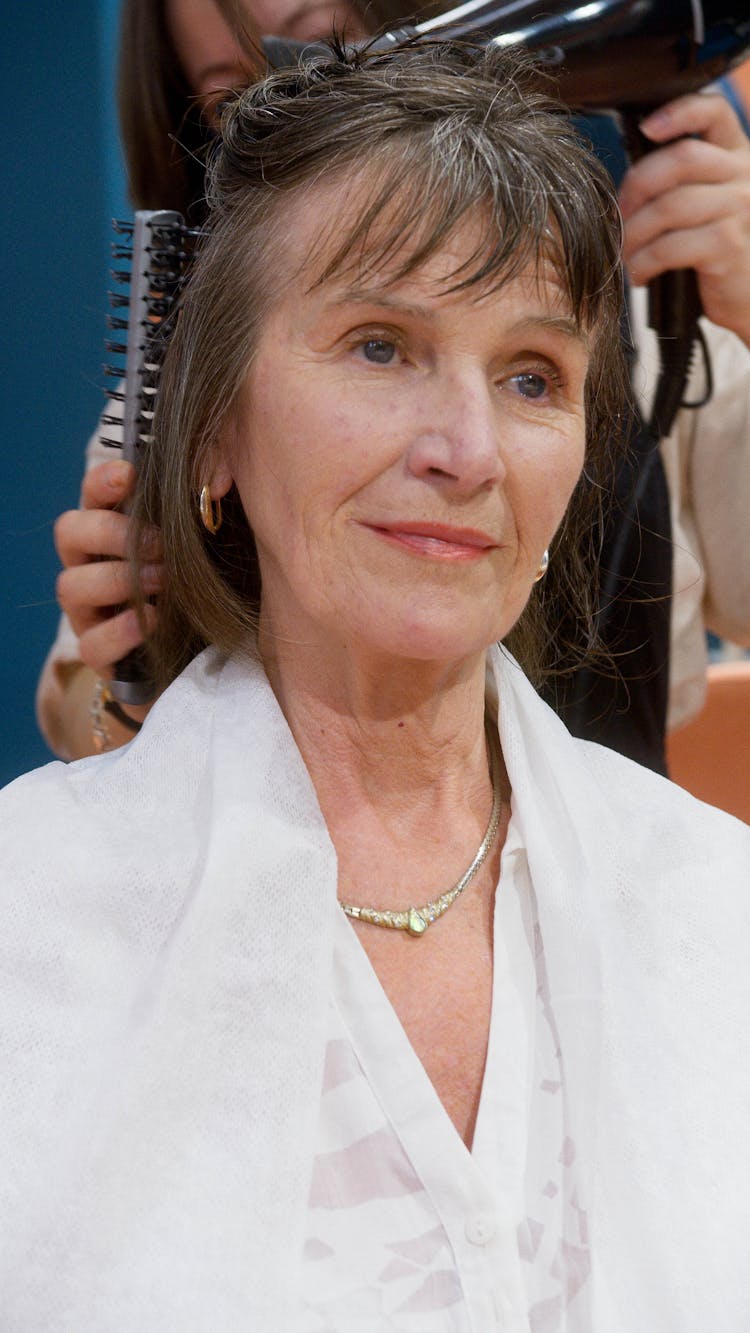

{"left": 295, "top": 822, "right": 591, "bottom": 1332}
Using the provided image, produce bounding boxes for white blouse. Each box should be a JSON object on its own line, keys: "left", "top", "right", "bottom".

{"left": 295, "top": 817, "right": 591, "bottom": 1332}
{"left": 7, "top": 645, "right": 750, "bottom": 1327}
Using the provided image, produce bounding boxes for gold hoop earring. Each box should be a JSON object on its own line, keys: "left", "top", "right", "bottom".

{"left": 533, "top": 548, "right": 549, "bottom": 583}
{"left": 199, "top": 485, "right": 222, "bottom": 534}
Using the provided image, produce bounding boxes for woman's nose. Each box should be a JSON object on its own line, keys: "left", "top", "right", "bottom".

{"left": 405, "top": 375, "right": 505, "bottom": 494}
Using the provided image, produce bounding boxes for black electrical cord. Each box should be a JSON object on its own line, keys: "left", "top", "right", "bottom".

{"left": 647, "top": 267, "right": 705, "bottom": 439}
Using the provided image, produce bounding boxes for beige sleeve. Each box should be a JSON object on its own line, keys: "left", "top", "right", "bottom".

{"left": 686, "top": 324, "right": 750, "bottom": 645}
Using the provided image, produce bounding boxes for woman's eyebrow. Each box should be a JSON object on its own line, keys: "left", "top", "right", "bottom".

{"left": 323, "top": 296, "right": 589, "bottom": 348}
{"left": 327, "top": 291, "right": 438, "bottom": 321}
{"left": 509, "top": 315, "right": 591, "bottom": 349}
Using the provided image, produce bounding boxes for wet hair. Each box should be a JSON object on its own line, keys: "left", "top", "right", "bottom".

{"left": 133, "top": 37, "right": 628, "bottom": 687}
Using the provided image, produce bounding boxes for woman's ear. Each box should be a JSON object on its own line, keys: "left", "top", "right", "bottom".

{"left": 205, "top": 418, "right": 237, "bottom": 499}
{"left": 206, "top": 454, "right": 235, "bottom": 500}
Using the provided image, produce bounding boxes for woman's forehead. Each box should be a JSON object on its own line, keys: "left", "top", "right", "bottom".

{"left": 256, "top": 218, "right": 582, "bottom": 351}
{"left": 307, "top": 246, "right": 578, "bottom": 322}
{"left": 268, "top": 167, "right": 571, "bottom": 311}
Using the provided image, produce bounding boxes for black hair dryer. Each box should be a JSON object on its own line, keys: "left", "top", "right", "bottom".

{"left": 264, "top": 0, "right": 750, "bottom": 436}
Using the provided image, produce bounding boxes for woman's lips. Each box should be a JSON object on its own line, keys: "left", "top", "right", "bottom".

{"left": 363, "top": 521, "right": 499, "bottom": 561}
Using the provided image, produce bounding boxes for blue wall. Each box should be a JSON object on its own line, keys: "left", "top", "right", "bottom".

{"left": 1, "top": 3, "right": 128, "bottom": 785}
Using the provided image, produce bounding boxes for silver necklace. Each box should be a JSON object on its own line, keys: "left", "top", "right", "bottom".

{"left": 339, "top": 723, "right": 504, "bottom": 938}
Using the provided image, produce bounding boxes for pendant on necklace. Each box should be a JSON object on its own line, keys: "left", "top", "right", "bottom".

{"left": 407, "top": 907, "right": 428, "bottom": 937}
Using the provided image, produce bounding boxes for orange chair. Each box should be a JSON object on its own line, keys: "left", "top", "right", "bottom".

{"left": 667, "top": 661, "right": 750, "bottom": 825}
{"left": 730, "top": 58, "right": 750, "bottom": 122}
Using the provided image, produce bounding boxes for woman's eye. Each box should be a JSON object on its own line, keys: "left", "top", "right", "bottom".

{"left": 510, "top": 371, "right": 550, "bottom": 400}
{"left": 361, "top": 339, "right": 397, "bottom": 365}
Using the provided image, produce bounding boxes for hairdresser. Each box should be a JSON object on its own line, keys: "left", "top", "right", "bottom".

{"left": 621, "top": 87, "right": 750, "bottom": 733}
{"left": 546, "top": 83, "right": 750, "bottom": 765}
{"left": 37, "top": 0, "right": 750, "bottom": 766}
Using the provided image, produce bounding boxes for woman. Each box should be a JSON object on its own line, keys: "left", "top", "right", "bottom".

{"left": 5, "top": 40, "right": 749, "bottom": 1329}
{"left": 38, "top": 1, "right": 750, "bottom": 773}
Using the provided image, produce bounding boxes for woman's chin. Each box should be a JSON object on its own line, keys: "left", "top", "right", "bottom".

{"left": 259, "top": 575, "right": 529, "bottom": 670}
{"left": 339, "top": 605, "right": 516, "bottom": 668}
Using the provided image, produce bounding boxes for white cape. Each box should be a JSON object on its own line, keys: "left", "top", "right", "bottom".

{"left": 1, "top": 645, "right": 749, "bottom": 1331}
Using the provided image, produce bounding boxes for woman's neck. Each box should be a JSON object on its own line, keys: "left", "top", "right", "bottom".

{"left": 257, "top": 624, "right": 508, "bottom": 1152}
{"left": 258, "top": 624, "right": 496, "bottom": 820}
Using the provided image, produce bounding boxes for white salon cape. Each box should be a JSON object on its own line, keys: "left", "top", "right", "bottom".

{"left": 2, "top": 644, "right": 749, "bottom": 1331}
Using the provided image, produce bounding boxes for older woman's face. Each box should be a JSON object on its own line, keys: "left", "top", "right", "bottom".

{"left": 211, "top": 188, "right": 590, "bottom": 664}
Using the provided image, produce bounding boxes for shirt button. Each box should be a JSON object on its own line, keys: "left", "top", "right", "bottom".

{"left": 465, "top": 1212, "right": 497, "bottom": 1245}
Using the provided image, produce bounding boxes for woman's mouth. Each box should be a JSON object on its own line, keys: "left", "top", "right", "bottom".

{"left": 363, "top": 521, "right": 499, "bottom": 562}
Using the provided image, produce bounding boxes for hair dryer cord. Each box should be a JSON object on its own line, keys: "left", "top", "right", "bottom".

{"left": 646, "top": 265, "right": 712, "bottom": 438}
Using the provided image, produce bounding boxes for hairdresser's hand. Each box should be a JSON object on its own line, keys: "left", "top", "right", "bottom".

{"left": 54, "top": 459, "right": 162, "bottom": 679}
{"left": 619, "top": 92, "right": 750, "bottom": 348}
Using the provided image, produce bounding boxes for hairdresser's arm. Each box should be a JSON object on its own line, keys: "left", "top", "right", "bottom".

{"left": 619, "top": 92, "right": 750, "bottom": 659}
{"left": 619, "top": 91, "right": 750, "bottom": 347}
{"left": 36, "top": 460, "right": 161, "bottom": 761}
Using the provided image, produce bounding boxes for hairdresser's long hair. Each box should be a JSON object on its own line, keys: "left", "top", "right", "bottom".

{"left": 118, "top": 0, "right": 262, "bottom": 217}
{"left": 117, "top": 0, "right": 380, "bottom": 215}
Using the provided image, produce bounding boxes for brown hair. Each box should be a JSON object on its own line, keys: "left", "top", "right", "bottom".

{"left": 134, "top": 38, "right": 628, "bottom": 687}
{"left": 118, "top": 0, "right": 262, "bottom": 216}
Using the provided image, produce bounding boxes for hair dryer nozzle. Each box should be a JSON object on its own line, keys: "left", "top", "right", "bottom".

{"left": 347, "top": 0, "right": 750, "bottom": 112}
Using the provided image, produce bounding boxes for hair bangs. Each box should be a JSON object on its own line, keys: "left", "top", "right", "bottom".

{"left": 301, "top": 121, "right": 618, "bottom": 332}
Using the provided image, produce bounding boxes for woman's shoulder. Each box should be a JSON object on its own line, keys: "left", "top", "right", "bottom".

{"left": 493, "top": 648, "right": 750, "bottom": 895}
{"left": 0, "top": 652, "right": 234, "bottom": 1031}
{"left": 573, "top": 732, "right": 750, "bottom": 901}
{"left": 0, "top": 649, "right": 230, "bottom": 904}
{"left": 6, "top": 648, "right": 222, "bottom": 803}
{"left": 579, "top": 729, "right": 744, "bottom": 820}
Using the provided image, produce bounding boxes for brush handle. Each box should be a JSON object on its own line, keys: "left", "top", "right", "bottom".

{"left": 109, "top": 647, "right": 155, "bottom": 707}
{"left": 104, "top": 210, "right": 189, "bottom": 706}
